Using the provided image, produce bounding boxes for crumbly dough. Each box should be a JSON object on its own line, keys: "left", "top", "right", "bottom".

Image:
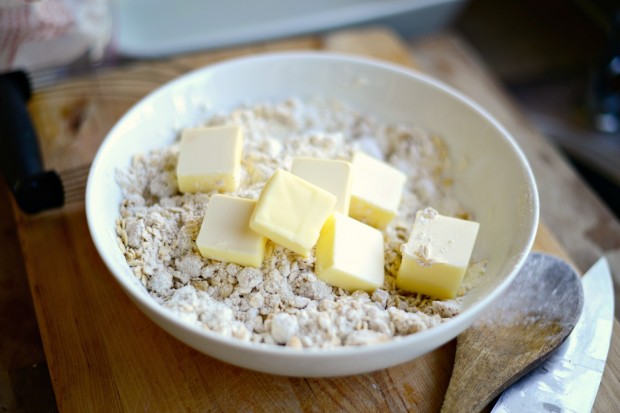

{"left": 115, "top": 98, "right": 485, "bottom": 348}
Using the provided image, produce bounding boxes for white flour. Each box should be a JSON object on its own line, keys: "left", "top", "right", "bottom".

{"left": 115, "top": 98, "right": 485, "bottom": 348}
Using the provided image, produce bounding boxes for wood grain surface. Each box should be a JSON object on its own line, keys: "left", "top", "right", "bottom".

{"left": 13, "top": 27, "right": 619, "bottom": 412}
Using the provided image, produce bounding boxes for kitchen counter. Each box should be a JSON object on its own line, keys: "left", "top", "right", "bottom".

{"left": 1, "top": 27, "right": 619, "bottom": 412}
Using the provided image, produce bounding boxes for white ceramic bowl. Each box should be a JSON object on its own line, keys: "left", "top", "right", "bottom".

{"left": 86, "top": 52, "right": 539, "bottom": 377}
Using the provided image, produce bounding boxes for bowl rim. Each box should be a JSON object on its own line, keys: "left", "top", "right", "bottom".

{"left": 86, "top": 51, "right": 540, "bottom": 359}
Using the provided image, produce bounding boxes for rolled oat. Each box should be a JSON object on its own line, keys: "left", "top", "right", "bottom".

{"left": 116, "top": 98, "right": 486, "bottom": 348}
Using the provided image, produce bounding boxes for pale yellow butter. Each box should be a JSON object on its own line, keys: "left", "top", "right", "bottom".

{"left": 349, "top": 151, "right": 406, "bottom": 229}
{"left": 396, "top": 208, "right": 480, "bottom": 299}
{"left": 176, "top": 125, "right": 243, "bottom": 193}
{"left": 315, "top": 212, "right": 384, "bottom": 292}
{"left": 291, "top": 157, "right": 352, "bottom": 214}
{"left": 196, "top": 194, "right": 266, "bottom": 268}
{"left": 250, "top": 169, "right": 336, "bottom": 257}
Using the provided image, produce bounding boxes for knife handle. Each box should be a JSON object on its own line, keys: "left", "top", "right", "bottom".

{"left": 0, "top": 70, "right": 64, "bottom": 214}
{"left": 0, "top": 70, "right": 42, "bottom": 183}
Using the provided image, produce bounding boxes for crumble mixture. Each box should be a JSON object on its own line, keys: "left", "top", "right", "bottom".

{"left": 115, "top": 98, "right": 485, "bottom": 348}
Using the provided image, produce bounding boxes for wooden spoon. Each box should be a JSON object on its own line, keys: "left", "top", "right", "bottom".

{"left": 441, "top": 252, "right": 584, "bottom": 413}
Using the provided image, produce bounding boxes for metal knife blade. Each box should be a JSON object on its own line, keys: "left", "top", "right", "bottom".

{"left": 492, "top": 256, "right": 615, "bottom": 413}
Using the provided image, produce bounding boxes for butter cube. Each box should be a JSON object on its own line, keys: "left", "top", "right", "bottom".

{"left": 196, "top": 194, "right": 266, "bottom": 268}
{"left": 250, "top": 169, "right": 336, "bottom": 256}
{"left": 176, "top": 125, "right": 243, "bottom": 193}
{"left": 349, "top": 151, "right": 406, "bottom": 229}
{"left": 291, "top": 157, "right": 352, "bottom": 214}
{"left": 316, "top": 212, "right": 384, "bottom": 292}
{"left": 396, "top": 208, "right": 480, "bottom": 299}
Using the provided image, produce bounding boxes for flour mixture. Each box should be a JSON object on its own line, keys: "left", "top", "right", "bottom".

{"left": 115, "top": 98, "right": 485, "bottom": 348}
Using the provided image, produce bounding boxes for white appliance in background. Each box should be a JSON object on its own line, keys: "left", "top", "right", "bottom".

{"left": 112, "top": 0, "right": 468, "bottom": 58}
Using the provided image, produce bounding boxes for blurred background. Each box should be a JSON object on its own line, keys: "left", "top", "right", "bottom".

{"left": 1, "top": 0, "right": 619, "bottom": 411}
{"left": 456, "top": 0, "right": 620, "bottom": 220}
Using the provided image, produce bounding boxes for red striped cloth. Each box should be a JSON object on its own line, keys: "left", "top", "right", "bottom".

{"left": 0, "top": 0, "right": 75, "bottom": 69}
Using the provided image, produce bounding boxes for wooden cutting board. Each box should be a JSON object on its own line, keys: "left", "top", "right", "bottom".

{"left": 14, "top": 27, "right": 614, "bottom": 412}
